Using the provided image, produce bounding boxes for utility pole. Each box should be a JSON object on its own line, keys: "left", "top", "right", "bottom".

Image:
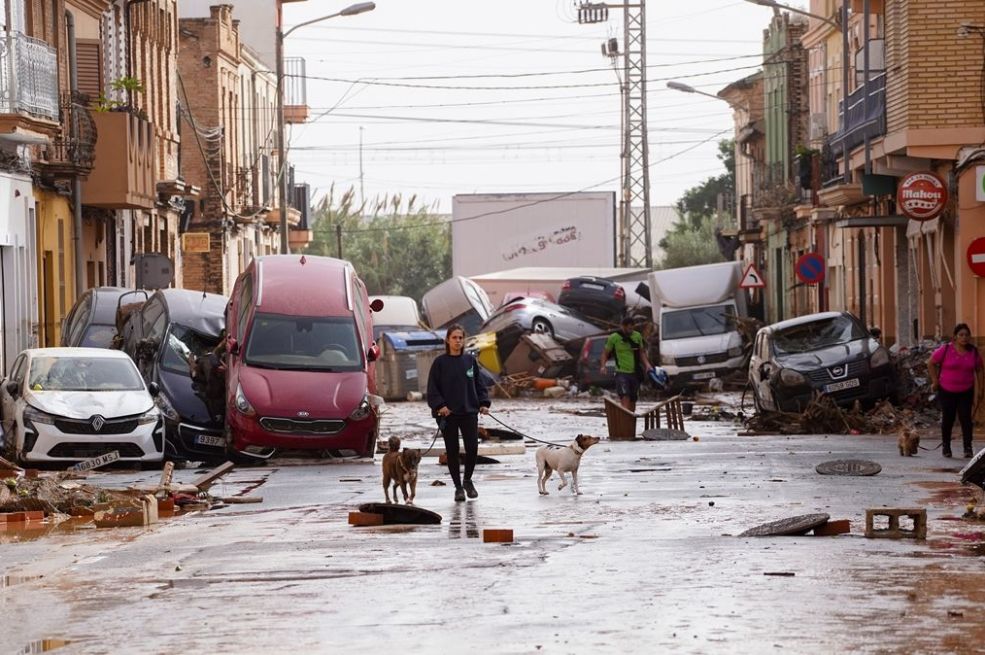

{"left": 336, "top": 223, "right": 343, "bottom": 259}
{"left": 578, "top": 1, "right": 652, "bottom": 268}
{"left": 359, "top": 126, "right": 365, "bottom": 209}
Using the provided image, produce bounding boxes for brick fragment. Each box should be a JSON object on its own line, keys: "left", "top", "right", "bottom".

{"left": 483, "top": 529, "right": 514, "bottom": 543}
{"left": 348, "top": 511, "right": 384, "bottom": 526}
{"left": 813, "top": 519, "right": 851, "bottom": 536}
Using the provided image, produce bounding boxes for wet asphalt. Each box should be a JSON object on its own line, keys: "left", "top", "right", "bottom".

{"left": 2, "top": 393, "right": 985, "bottom": 654}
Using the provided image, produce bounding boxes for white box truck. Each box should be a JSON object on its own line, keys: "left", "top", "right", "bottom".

{"left": 648, "top": 261, "right": 749, "bottom": 387}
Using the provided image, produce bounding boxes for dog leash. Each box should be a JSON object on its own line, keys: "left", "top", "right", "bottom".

{"left": 486, "top": 411, "right": 566, "bottom": 448}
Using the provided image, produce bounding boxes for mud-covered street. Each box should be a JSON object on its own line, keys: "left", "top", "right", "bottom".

{"left": 3, "top": 393, "right": 985, "bottom": 654}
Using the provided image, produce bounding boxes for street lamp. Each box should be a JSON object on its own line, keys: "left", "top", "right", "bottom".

{"left": 666, "top": 80, "right": 733, "bottom": 105}
{"left": 742, "top": 0, "right": 849, "bottom": 184}
{"left": 276, "top": 2, "right": 376, "bottom": 254}
{"left": 741, "top": 0, "right": 839, "bottom": 28}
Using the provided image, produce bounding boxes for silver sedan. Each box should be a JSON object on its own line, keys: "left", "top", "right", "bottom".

{"left": 479, "top": 297, "right": 606, "bottom": 343}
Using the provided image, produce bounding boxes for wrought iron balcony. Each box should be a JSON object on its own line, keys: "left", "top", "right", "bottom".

{"left": 0, "top": 31, "right": 59, "bottom": 121}
{"left": 283, "top": 57, "right": 308, "bottom": 124}
{"left": 41, "top": 92, "right": 97, "bottom": 175}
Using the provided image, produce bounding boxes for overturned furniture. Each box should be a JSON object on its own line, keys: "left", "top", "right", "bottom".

{"left": 603, "top": 395, "right": 687, "bottom": 441}
{"left": 502, "top": 333, "right": 573, "bottom": 379}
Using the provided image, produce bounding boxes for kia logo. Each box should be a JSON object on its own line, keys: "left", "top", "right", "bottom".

{"left": 297, "top": 411, "right": 310, "bottom": 418}
{"left": 91, "top": 415, "right": 105, "bottom": 431}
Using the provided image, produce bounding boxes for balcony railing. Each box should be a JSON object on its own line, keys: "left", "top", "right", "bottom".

{"left": 46, "top": 92, "right": 97, "bottom": 172}
{"left": 827, "top": 73, "right": 886, "bottom": 169}
{"left": 283, "top": 57, "right": 308, "bottom": 123}
{"left": 0, "top": 32, "right": 58, "bottom": 121}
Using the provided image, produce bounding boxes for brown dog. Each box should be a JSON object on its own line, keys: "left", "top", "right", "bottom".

{"left": 382, "top": 436, "right": 422, "bottom": 504}
{"left": 898, "top": 425, "right": 919, "bottom": 456}
{"left": 536, "top": 434, "right": 601, "bottom": 495}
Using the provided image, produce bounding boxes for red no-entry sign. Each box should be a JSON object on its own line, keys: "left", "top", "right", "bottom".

{"left": 967, "top": 237, "right": 985, "bottom": 277}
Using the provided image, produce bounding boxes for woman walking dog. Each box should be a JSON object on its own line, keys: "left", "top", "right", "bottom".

{"left": 427, "top": 324, "right": 490, "bottom": 502}
{"left": 928, "top": 323, "right": 984, "bottom": 458}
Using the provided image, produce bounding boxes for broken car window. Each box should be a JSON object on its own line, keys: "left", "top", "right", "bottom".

{"left": 161, "top": 325, "right": 223, "bottom": 375}
{"left": 771, "top": 315, "right": 867, "bottom": 355}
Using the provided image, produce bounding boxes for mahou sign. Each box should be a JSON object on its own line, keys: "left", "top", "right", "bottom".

{"left": 897, "top": 172, "right": 948, "bottom": 221}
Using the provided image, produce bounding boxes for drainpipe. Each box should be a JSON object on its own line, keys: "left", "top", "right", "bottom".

{"left": 66, "top": 10, "right": 85, "bottom": 299}
{"left": 841, "top": 0, "right": 850, "bottom": 184}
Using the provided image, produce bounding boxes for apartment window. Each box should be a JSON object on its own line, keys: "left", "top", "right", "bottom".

{"left": 77, "top": 40, "right": 102, "bottom": 101}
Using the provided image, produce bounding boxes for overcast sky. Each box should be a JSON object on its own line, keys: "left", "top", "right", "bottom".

{"left": 282, "top": 1, "right": 779, "bottom": 214}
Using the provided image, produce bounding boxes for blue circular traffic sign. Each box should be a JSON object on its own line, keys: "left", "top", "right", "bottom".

{"left": 795, "top": 252, "right": 825, "bottom": 285}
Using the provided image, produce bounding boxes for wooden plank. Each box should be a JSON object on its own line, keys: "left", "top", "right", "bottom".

{"left": 192, "top": 461, "right": 236, "bottom": 491}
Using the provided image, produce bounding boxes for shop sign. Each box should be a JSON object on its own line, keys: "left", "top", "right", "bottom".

{"left": 897, "top": 172, "right": 947, "bottom": 221}
{"left": 976, "top": 166, "right": 985, "bottom": 202}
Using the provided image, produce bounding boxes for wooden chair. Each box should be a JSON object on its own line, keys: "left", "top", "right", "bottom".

{"left": 604, "top": 395, "right": 686, "bottom": 440}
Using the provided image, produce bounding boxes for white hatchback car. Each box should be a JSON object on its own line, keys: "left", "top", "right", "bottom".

{"left": 0, "top": 348, "right": 164, "bottom": 464}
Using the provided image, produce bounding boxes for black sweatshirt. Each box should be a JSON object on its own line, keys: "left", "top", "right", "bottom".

{"left": 427, "top": 352, "right": 491, "bottom": 417}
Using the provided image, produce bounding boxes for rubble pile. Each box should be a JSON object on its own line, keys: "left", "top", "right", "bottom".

{"left": 1, "top": 474, "right": 137, "bottom": 515}
{"left": 892, "top": 343, "right": 937, "bottom": 408}
{"left": 744, "top": 395, "right": 935, "bottom": 435}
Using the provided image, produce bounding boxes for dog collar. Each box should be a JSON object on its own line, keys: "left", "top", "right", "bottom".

{"left": 571, "top": 442, "right": 584, "bottom": 454}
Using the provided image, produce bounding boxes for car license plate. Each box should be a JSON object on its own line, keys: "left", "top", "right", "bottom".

{"left": 582, "top": 283, "right": 605, "bottom": 291}
{"left": 195, "top": 434, "right": 225, "bottom": 448}
{"left": 693, "top": 371, "right": 715, "bottom": 380}
{"left": 824, "top": 378, "right": 860, "bottom": 393}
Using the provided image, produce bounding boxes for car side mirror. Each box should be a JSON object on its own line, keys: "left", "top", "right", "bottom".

{"left": 370, "top": 298, "right": 385, "bottom": 313}
{"left": 367, "top": 343, "right": 380, "bottom": 362}
{"left": 147, "top": 381, "right": 160, "bottom": 397}
{"left": 5, "top": 380, "right": 19, "bottom": 397}
{"left": 227, "top": 337, "right": 240, "bottom": 355}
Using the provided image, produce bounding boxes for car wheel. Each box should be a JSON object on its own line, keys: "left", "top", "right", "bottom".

{"left": 531, "top": 318, "right": 554, "bottom": 338}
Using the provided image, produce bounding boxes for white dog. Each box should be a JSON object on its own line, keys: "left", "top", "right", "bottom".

{"left": 536, "top": 434, "right": 601, "bottom": 495}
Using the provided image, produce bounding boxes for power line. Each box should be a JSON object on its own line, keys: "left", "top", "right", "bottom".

{"left": 290, "top": 62, "right": 764, "bottom": 91}
{"left": 329, "top": 128, "right": 730, "bottom": 235}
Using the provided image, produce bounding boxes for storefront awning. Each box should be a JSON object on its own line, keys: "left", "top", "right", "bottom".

{"left": 835, "top": 214, "right": 909, "bottom": 229}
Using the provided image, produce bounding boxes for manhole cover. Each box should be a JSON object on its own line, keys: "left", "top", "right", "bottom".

{"left": 739, "top": 513, "right": 831, "bottom": 537}
{"left": 641, "top": 428, "right": 690, "bottom": 441}
{"left": 815, "top": 459, "right": 882, "bottom": 476}
{"left": 960, "top": 449, "right": 985, "bottom": 489}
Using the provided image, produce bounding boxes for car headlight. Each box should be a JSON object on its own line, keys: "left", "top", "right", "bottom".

{"left": 728, "top": 345, "right": 743, "bottom": 357}
{"left": 235, "top": 383, "right": 256, "bottom": 416}
{"left": 155, "top": 394, "right": 180, "bottom": 421}
{"left": 870, "top": 347, "right": 890, "bottom": 368}
{"left": 348, "top": 397, "right": 373, "bottom": 421}
{"left": 23, "top": 405, "right": 55, "bottom": 425}
{"left": 660, "top": 354, "right": 675, "bottom": 366}
{"left": 779, "top": 368, "right": 807, "bottom": 385}
{"left": 137, "top": 407, "right": 161, "bottom": 425}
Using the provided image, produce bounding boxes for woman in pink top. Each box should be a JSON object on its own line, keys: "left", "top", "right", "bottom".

{"left": 928, "top": 323, "right": 984, "bottom": 458}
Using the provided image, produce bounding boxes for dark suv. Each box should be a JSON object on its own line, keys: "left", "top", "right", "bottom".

{"left": 558, "top": 276, "right": 625, "bottom": 324}
{"left": 748, "top": 311, "right": 894, "bottom": 412}
{"left": 120, "top": 289, "right": 229, "bottom": 461}
{"left": 576, "top": 335, "right": 617, "bottom": 388}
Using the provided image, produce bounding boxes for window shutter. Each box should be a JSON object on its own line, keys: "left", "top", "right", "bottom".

{"left": 76, "top": 39, "right": 102, "bottom": 102}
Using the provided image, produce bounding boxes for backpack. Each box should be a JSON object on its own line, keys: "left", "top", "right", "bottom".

{"left": 619, "top": 331, "right": 645, "bottom": 381}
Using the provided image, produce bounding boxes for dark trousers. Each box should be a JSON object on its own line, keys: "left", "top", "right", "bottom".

{"left": 441, "top": 414, "right": 479, "bottom": 490}
{"left": 939, "top": 388, "right": 974, "bottom": 450}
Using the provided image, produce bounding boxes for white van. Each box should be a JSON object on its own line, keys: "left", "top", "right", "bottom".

{"left": 420, "top": 276, "right": 494, "bottom": 334}
{"left": 369, "top": 295, "right": 423, "bottom": 339}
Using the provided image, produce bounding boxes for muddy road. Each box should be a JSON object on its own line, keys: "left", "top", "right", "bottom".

{"left": 3, "top": 394, "right": 985, "bottom": 654}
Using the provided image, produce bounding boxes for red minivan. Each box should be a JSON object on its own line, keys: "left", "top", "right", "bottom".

{"left": 224, "top": 255, "right": 383, "bottom": 460}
